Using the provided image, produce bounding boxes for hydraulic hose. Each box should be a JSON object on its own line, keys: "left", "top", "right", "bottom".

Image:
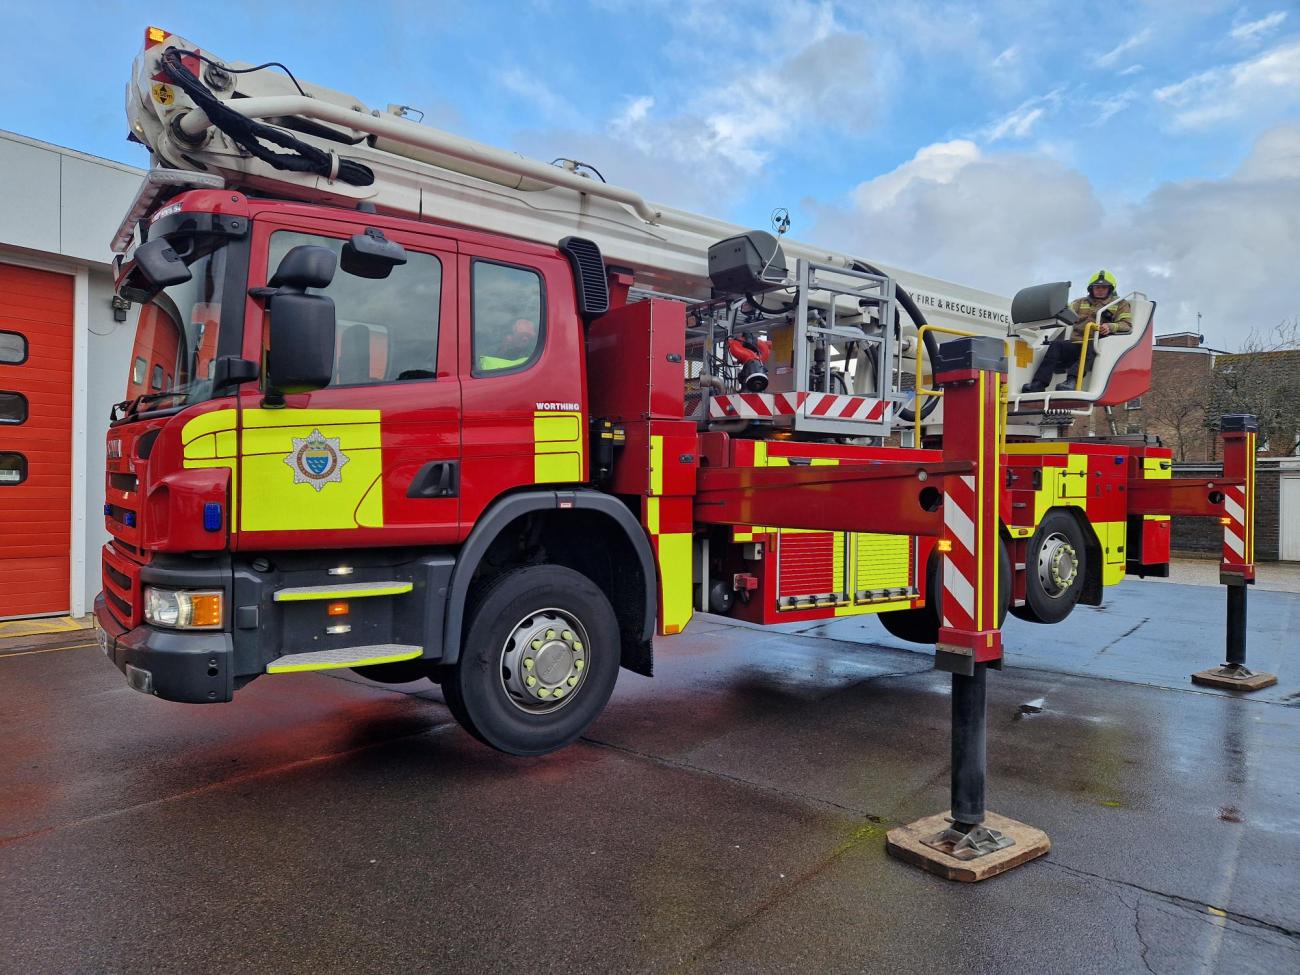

{"left": 160, "top": 49, "right": 374, "bottom": 187}
{"left": 851, "top": 261, "right": 940, "bottom": 423}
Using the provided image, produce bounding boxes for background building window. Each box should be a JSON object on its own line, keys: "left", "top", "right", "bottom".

{"left": 0, "top": 452, "right": 26, "bottom": 485}
{"left": 0, "top": 331, "right": 27, "bottom": 365}
{"left": 0, "top": 391, "right": 27, "bottom": 424}
{"left": 1126, "top": 397, "right": 1142, "bottom": 410}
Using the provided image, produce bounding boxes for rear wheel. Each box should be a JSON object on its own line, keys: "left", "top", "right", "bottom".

{"left": 877, "top": 540, "right": 1011, "bottom": 645}
{"left": 1009, "top": 510, "right": 1087, "bottom": 624}
{"left": 441, "top": 565, "right": 620, "bottom": 756}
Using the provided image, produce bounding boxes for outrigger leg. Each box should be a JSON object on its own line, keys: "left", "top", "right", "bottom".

{"left": 1192, "top": 416, "right": 1277, "bottom": 692}
{"left": 886, "top": 338, "right": 1050, "bottom": 882}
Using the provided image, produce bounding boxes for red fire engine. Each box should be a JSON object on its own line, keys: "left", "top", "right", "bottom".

{"left": 95, "top": 28, "right": 1263, "bottom": 864}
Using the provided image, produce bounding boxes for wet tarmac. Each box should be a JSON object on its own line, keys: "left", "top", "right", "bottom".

{"left": 1, "top": 578, "right": 1297, "bottom": 974}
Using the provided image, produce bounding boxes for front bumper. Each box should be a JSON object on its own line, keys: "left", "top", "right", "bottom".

{"left": 95, "top": 593, "right": 234, "bottom": 703}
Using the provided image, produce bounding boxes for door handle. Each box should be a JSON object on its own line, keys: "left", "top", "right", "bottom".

{"left": 408, "top": 460, "right": 459, "bottom": 498}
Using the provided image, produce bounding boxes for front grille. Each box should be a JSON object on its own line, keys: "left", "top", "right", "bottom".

{"left": 105, "top": 564, "right": 131, "bottom": 592}
{"left": 102, "top": 543, "right": 141, "bottom": 629}
{"left": 112, "top": 539, "right": 143, "bottom": 559}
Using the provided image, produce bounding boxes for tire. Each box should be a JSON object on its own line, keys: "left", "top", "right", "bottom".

{"left": 350, "top": 659, "right": 431, "bottom": 684}
{"left": 441, "top": 565, "right": 621, "bottom": 756}
{"left": 1010, "top": 510, "right": 1087, "bottom": 624}
{"left": 877, "top": 539, "right": 1011, "bottom": 644}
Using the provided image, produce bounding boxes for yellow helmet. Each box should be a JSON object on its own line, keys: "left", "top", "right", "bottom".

{"left": 1088, "top": 269, "right": 1117, "bottom": 293}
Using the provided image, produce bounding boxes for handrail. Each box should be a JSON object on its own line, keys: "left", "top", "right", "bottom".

{"left": 912, "top": 323, "right": 1013, "bottom": 444}
{"left": 913, "top": 323, "right": 975, "bottom": 442}
{"left": 1073, "top": 321, "right": 1098, "bottom": 391}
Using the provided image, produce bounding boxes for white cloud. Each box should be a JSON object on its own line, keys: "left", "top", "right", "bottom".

{"left": 811, "top": 125, "right": 1300, "bottom": 349}
{"left": 513, "top": 20, "right": 879, "bottom": 210}
{"left": 1155, "top": 38, "right": 1300, "bottom": 129}
{"left": 497, "top": 67, "right": 580, "bottom": 126}
{"left": 1230, "top": 10, "right": 1288, "bottom": 42}
{"left": 981, "top": 89, "right": 1063, "bottom": 142}
{"left": 1088, "top": 89, "right": 1138, "bottom": 126}
{"left": 992, "top": 45, "right": 1017, "bottom": 68}
{"left": 1096, "top": 28, "right": 1152, "bottom": 68}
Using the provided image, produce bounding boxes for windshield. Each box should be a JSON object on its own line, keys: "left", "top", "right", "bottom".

{"left": 124, "top": 244, "right": 228, "bottom": 409}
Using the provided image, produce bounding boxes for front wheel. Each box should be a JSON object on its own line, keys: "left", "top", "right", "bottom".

{"left": 1009, "top": 510, "right": 1087, "bottom": 624}
{"left": 441, "top": 565, "right": 621, "bottom": 756}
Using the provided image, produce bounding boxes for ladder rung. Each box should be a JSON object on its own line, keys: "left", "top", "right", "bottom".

{"left": 266, "top": 644, "right": 422, "bottom": 673}
{"left": 272, "top": 582, "right": 412, "bottom": 602}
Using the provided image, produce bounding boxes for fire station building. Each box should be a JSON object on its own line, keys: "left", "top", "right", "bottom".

{"left": 0, "top": 130, "right": 142, "bottom": 622}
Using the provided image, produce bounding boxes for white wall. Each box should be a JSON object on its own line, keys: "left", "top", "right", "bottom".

{"left": 0, "top": 131, "right": 142, "bottom": 265}
{"left": 84, "top": 271, "right": 139, "bottom": 606}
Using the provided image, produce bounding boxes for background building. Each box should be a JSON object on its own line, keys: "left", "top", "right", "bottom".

{"left": 0, "top": 130, "right": 141, "bottom": 620}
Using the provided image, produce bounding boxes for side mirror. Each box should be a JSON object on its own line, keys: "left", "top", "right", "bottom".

{"left": 1011, "top": 281, "right": 1076, "bottom": 326}
{"left": 264, "top": 245, "right": 338, "bottom": 397}
{"left": 341, "top": 228, "right": 407, "bottom": 279}
{"left": 265, "top": 294, "right": 336, "bottom": 395}
{"left": 134, "top": 237, "right": 192, "bottom": 289}
{"left": 269, "top": 245, "right": 336, "bottom": 290}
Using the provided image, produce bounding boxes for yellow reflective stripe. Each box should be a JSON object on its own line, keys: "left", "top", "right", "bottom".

{"left": 657, "top": 532, "right": 693, "bottom": 634}
{"left": 181, "top": 409, "right": 238, "bottom": 444}
{"left": 267, "top": 647, "right": 422, "bottom": 674}
{"left": 272, "top": 582, "right": 413, "bottom": 602}
{"left": 534, "top": 411, "right": 583, "bottom": 483}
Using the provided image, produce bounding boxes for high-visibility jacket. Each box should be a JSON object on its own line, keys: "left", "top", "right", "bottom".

{"left": 1066, "top": 295, "right": 1132, "bottom": 343}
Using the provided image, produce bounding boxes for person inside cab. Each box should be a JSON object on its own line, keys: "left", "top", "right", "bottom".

{"left": 478, "top": 318, "right": 538, "bottom": 372}
{"left": 1022, "top": 269, "right": 1132, "bottom": 393}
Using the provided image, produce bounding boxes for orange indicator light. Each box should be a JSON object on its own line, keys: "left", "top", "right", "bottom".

{"left": 146, "top": 26, "right": 167, "bottom": 45}
{"left": 1219, "top": 516, "right": 1233, "bottom": 526}
{"left": 327, "top": 601, "right": 350, "bottom": 617}
{"left": 189, "top": 593, "right": 223, "bottom": 628}
{"left": 936, "top": 539, "right": 953, "bottom": 553}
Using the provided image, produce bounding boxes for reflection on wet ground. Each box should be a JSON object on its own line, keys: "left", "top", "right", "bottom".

{"left": 0, "top": 578, "right": 1296, "bottom": 973}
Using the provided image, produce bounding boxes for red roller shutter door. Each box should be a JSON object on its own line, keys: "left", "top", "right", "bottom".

{"left": 0, "top": 262, "right": 73, "bottom": 619}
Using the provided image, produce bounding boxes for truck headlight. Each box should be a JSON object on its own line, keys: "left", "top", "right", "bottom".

{"left": 143, "top": 587, "right": 223, "bottom": 629}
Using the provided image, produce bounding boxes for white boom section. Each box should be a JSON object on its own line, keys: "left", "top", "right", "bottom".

{"left": 126, "top": 29, "right": 1011, "bottom": 334}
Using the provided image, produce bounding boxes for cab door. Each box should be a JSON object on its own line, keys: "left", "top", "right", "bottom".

{"left": 231, "top": 216, "right": 461, "bottom": 550}
{"left": 457, "top": 243, "right": 588, "bottom": 527}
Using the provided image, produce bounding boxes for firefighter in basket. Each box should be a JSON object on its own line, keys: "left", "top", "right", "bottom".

{"left": 1022, "top": 269, "right": 1132, "bottom": 393}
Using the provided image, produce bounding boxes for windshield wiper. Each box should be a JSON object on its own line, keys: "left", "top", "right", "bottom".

{"left": 111, "top": 390, "right": 190, "bottom": 422}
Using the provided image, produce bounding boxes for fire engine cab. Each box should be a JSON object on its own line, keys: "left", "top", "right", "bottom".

{"left": 95, "top": 28, "right": 1252, "bottom": 763}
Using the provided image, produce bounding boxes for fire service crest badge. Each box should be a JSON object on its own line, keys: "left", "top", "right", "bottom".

{"left": 285, "top": 429, "right": 349, "bottom": 491}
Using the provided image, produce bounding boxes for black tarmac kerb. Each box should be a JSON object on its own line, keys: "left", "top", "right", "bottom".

{"left": 0, "top": 579, "right": 1296, "bottom": 974}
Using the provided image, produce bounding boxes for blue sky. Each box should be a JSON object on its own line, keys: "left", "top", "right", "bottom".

{"left": 3, "top": 1, "right": 1299, "bottom": 348}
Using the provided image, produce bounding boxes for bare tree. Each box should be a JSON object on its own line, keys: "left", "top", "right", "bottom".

{"left": 1144, "top": 376, "right": 1210, "bottom": 461}
{"left": 1209, "top": 318, "right": 1300, "bottom": 456}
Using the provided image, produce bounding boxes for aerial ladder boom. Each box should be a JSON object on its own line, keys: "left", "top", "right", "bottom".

{"left": 123, "top": 29, "right": 1008, "bottom": 322}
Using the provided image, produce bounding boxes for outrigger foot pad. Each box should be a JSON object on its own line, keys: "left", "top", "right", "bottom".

{"left": 927, "top": 820, "right": 1015, "bottom": 860}
{"left": 1191, "top": 663, "right": 1277, "bottom": 691}
{"left": 886, "top": 810, "right": 1050, "bottom": 882}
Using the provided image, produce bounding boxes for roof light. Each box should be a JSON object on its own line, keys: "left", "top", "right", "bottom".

{"left": 110, "top": 169, "right": 226, "bottom": 254}
{"left": 146, "top": 26, "right": 168, "bottom": 46}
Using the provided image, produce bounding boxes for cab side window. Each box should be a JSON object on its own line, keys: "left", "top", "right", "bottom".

{"left": 267, "top": 231, "right": 442, "bottom": 386}
{"left": 472, "top": 261, "right": 544, "bottom": 375}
